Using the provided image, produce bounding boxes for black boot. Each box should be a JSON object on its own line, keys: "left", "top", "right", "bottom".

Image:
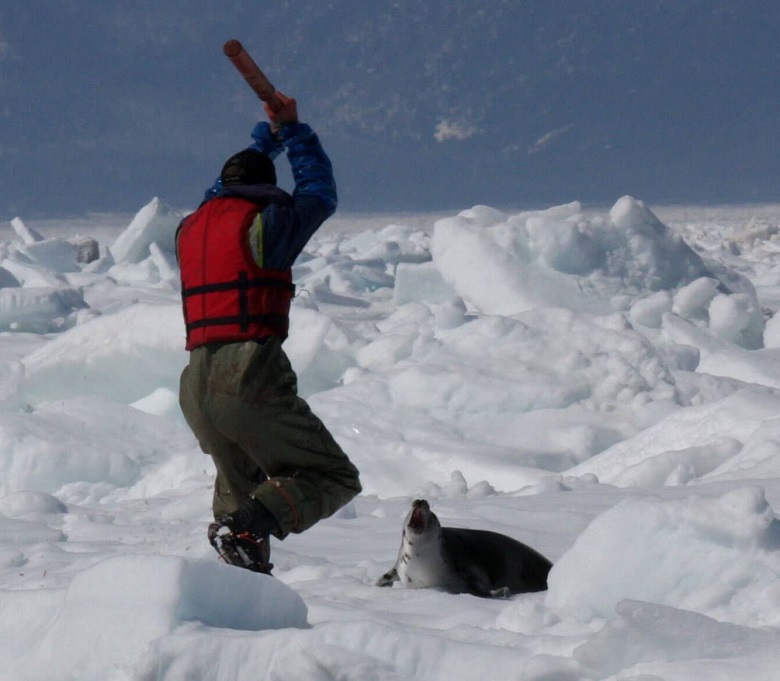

{"left": 208, "top": 498, "right": 279, "bottom": 574}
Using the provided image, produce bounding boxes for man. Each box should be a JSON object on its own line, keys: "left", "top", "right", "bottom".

{"left": 177, "top": 92, "right": 362, "bottom": 573}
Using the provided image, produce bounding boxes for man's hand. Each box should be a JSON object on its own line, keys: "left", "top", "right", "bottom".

{"left": 264, "top": 91, "right": 298, "bottom": 132}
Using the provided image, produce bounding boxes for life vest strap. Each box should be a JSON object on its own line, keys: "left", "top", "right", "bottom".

{"left": 186, "top": 313, "right": 289, "bottom": 332}
{"left": 181, "top": 275, "right": 295, "bottom": 298}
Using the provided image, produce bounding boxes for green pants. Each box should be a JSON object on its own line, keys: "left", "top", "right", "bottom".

{"left": 179, "top": 337, "right": 361, "bottom": 538}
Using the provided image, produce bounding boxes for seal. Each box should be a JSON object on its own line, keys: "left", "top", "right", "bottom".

{"left": 376, "top": 499, "right": 553, "bottom": 598}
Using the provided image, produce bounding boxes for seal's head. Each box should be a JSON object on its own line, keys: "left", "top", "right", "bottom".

{"left": 405, "top": 499, "right": 438, "bottom": 535}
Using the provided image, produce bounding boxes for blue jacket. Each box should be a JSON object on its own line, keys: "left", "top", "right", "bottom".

{"left": 203, "top": 122, "right": 337, "bottom": 270}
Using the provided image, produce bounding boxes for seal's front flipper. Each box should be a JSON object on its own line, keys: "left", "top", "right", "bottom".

{"left": 489, "top": 586, "right": 511, "bottom": 598}
{"left": 376, "top": 567, "right": 399, "bottom": 587}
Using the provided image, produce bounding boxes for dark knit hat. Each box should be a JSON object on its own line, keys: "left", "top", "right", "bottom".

{"left": 220, "top": 149, "right": 277, "bottom": 187}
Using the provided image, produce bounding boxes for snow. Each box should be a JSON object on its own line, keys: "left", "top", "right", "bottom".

{"left": 2, "top": 195, "right": 780, "bottom": 680}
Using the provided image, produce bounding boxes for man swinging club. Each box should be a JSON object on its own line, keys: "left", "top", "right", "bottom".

{"left": 177, "top": 42, "right": 361, "bottom": 573}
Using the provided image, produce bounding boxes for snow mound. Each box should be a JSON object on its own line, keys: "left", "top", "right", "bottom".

{"left": 321, "top": 304, "right": 683, "bottom": 496}
{"left": 546, "top": 487, "right": 780, "bottom": 627}
{"left": 21, "top": 302, "right": 185, "bottom": 405}
{"left": 0, "top": 517, "right": 65, "bottom": 546}
{"left": 566, "top": 389, "right": 780, "bottom": 485}
{"left": 574, "top": 600, "right": 780, "bottom": 679}
{"left": 0, "top": 395, "right": 196, "bottom": 498}
{"left": 429, "top": 197, "right": 764, "bottom": 350}
{"left": 431, "top": 197, "right": 709, "bottom": 316}
{"left": 0, "top": 491, "right": 66, "bottom": 517}
{"left": 6, "top": 555, "right": 307, "bottom": 679}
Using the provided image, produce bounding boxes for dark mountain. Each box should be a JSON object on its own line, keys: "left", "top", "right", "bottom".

{"left": 1, "top": 1, "right": 779, "bottom": 219}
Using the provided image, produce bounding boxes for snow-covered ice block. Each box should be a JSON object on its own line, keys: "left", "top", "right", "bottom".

{"left": 10, "top": 216, "right": 44, "bottom": 245}
{"left": 0, "top": 266, "right": 20, "bottom": 288}
{"left": 21, "top": 302, "right": 185, "bottom": 405}
{"left": 673, "top": 276, "right": 720, "bottom": 318}
{"left": 525, "top": 215, "right": 602, "bottom": 275}
{"left": 608, "top": 196, "right": 707, "bottom": 290}
{"left": 0, "top": 257, "right": 66, "bottom": 288}
{"left": 629, "top": 291, "right": 672, "bottom": 328}
{"left": 763, "top": 312, "right": 780, "bottom": 348}
{"left": 18, "top": 238, "right": 80, "bottom": 273}
{"left": 0, "top": 286, "right": 86, "bottom": 332}
{"left": 565, "top": 389, "right": 780, "bottom": 484}
{"left": 0, "top": 360, "right": 24, "bottom": 410}
{"left": 0, "top": 491, "right": 67, "bottom": 517}
{"left": 574, "top": 599, "right": 780, "bottom": 679}
{"left": 708, "top": 292, "right": 764, "bottom": 349}
{"left": 110, "top": 197, "right": 181, "bottom": 264}
{"left": 287, "top": 305, "right": 333, "bottom": 375}
{"left": 23, "top": 555, "right": 308, "bottom": 678}
{"left": 0, "top": 394, "right": 196, "bottom": 497}
{"left": 546, "top": 487, "right": 780, "bottom": 627}
{"left": 287, "top": 304, "right": 357, "bottom": 396}
{"left": 149, "top": 240, "right": 180, "bottom": 282}
{"left": 394, "top": 261, "right": 457, "bottom": 305}
{"left": 0, "top": 517, "right": 65, "bottom": 545}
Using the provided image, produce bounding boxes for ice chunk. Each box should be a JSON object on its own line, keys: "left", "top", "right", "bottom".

{"left": 394, "top": 261, "right": 457, "bottom": 305}
{"left": 18, "top": 238, "right": 80, "bottom": 273}
{"left": 0, "top": 287, "right": 87, "bottom": 332}
{"left": 10, "top": 217, "right": 44, "bottom": 245}
{"left": 110, "top": 197, "right": 181, "bottom": 264}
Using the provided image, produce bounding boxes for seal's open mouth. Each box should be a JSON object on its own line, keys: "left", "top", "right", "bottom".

{"left": 407, "top": 499, "right": 430, "bottom": 533}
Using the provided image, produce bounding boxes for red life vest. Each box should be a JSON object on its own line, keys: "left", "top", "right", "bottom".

{"left": 177, "top": 197, "right": 294, "bottom": 351}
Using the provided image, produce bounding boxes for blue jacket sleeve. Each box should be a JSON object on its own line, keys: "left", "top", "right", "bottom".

{"left": 278, "top": 122, "right": 337, "bottom": 216}
{"left": 258, "top": 122, "right": 338, "bottom": 269}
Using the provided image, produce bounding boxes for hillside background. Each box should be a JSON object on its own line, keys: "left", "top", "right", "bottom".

{"left": 1, "top": 1, "right": 779, "bottom": 218}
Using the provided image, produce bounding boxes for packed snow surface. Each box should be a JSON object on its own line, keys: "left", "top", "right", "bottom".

{"left": 2, "top": 197, "right": 780, "bottom": 680}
